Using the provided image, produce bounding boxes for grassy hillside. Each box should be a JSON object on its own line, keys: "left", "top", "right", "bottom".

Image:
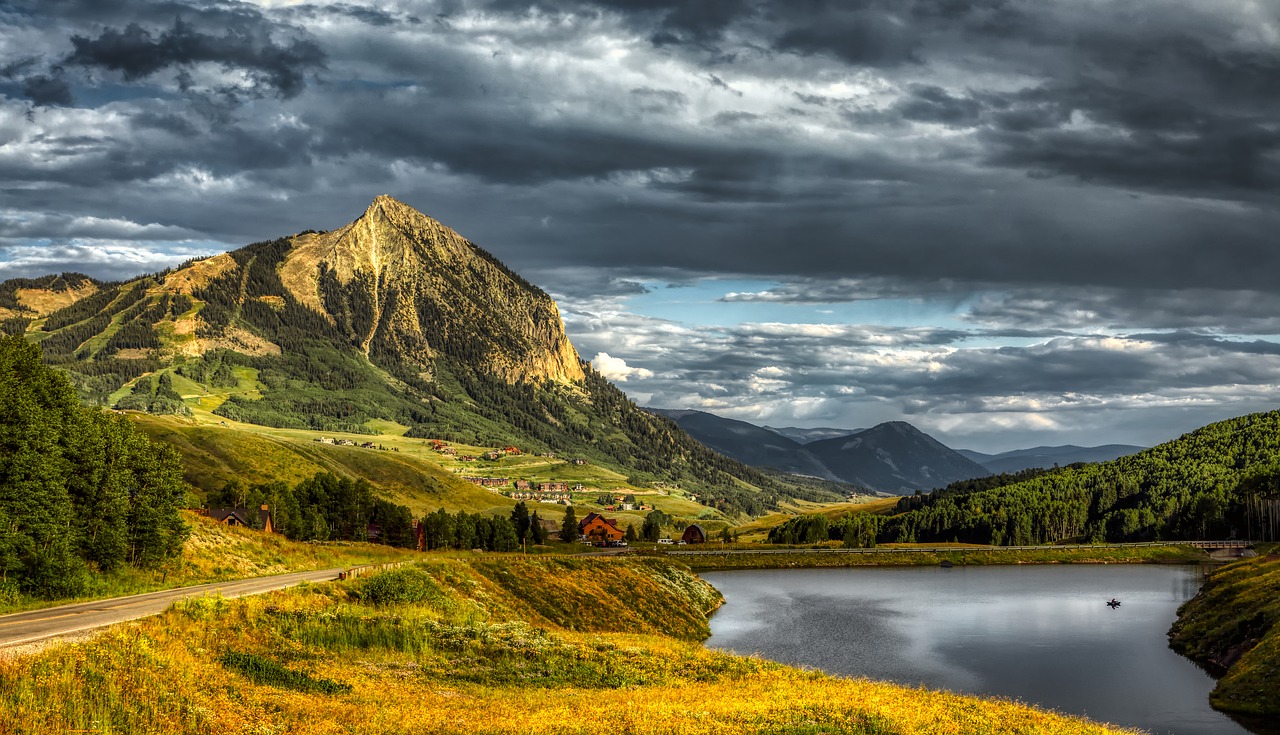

{"left": 130, "top": 412, "right": 721, "bottom": 533}
{"left": 1169, "top": 549, "right": 1280, "bottom": 718}
{"left": 0, "top": 557, "right": 1139, "bottom": 735}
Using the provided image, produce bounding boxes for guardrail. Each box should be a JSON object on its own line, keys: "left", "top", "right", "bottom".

{"left": 337, "top": 561, "right": 409, "bottom": 580}
{"left": 663, "top": 540, "right": 1254, "bottom": 556}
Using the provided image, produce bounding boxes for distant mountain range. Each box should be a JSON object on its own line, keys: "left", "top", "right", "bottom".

{"left": 957, "top": 445, "right": 1146, "bottom": 474}
{"left": 648, "top": 409, "right": 990, "bottom": 494}
{"left": 648, "top": 409, "right": 1149, "bottom": 495}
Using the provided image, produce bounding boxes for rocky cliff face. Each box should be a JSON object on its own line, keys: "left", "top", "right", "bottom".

{"left": 280, "top": 195, "right": 584, "bottom": 384}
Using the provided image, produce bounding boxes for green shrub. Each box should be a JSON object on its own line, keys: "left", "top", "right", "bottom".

{"left": 0, "top": 580, "right": 20, "bottom": 607}
{"left": 356, "top": 568, "right": 445, "bottom": 606}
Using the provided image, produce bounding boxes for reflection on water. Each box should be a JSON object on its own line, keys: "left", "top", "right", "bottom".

{"left": 703, "top": 565, "right": 1254, "bottom": 735}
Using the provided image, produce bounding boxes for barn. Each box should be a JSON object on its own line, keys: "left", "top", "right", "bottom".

{"left": 681, "top": 524, "right": 707, "bottom": 544}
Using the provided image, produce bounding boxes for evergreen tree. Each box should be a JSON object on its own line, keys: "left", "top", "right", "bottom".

{"left": 560, "top": 505, "right": 578, "bottom": 543}
{"left": 529, "top": 511, "right": 546, "bottom": 545}
{"left": 0, "top": 336, "right": 188, "bottom": 597}
{"left": 510, "top": 501, "right": 531, "bottom": 545}
{"left": 625, "top": 523, "right": 637, "bottom": 543}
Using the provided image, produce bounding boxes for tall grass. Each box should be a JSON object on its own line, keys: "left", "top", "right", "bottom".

{"left": 1169, "top": 549, "right": 1280, "bottom": 717}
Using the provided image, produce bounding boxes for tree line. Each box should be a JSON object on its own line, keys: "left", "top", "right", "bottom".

{"left": 0, "top": 336, "right": 189, "bottom": 598}
{"left": 778, "top": 411, "right": 1280, "bottom": 547}
{"left": 207, "top": 472, "right": 417, "bottom": 548}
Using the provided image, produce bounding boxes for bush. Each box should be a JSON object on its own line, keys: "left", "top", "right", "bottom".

{"left": 356, "top": 568, "right": 444, "bottom": 606}
{"left": 0, "top": 580, "right": 20, "bottom": 607}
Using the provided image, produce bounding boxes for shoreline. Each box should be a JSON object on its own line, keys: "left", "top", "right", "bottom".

{"left": 651, "top": 543, "right": 1216, "bottom": 571}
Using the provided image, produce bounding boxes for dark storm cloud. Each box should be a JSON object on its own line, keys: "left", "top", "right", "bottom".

{"left": 19, "top": 74, "right": 73, "bottom": 107}
{"left": 3, "top": 0, "right": 1279, "bottom": 449}
{"left": 65, "top": 19, "right": 325, "bottom": 98}
{"left": 967, "top": 287, "right": 1280, "bottom": 335}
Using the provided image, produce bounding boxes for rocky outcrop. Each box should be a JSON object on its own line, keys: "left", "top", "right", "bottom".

{"left": 280, "top": 195, "right": 584, "bottom": 384}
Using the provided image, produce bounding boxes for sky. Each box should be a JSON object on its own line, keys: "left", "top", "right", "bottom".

{"left": 2, "top": 0, "right": 1279, "bottom": 453}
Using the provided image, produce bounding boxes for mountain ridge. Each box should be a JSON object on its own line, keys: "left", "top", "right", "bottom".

{"left": 650, "top": 409, "right": 989, "bottom": 493}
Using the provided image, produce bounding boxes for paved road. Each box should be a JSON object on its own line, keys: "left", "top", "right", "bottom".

{"left": 0, "top": 568, "right": 345, "bottom": 650}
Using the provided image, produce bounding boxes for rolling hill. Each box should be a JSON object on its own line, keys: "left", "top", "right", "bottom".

{"left": 6, "top": 195, "right": 843, "bottom": 519}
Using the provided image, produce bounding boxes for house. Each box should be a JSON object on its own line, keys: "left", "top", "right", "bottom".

{"left": 201, "top": 504, "right": 275, "bottom": 534}
{"left": 360, "top": 441, "right": 377, "bottom": 449}
{"left": 538, "top": 482, "right": 569, "bottom": 492}
{"left": 578, "top": 512, "right": 624, "bottom": 543}
{"left": 681, "top": 524, "right": 707, "bottom": 544}
{"left": 503, "top": 446, "right": 521, "bottom": 454}
{"left": 514, "top": 480, "right": 531, "bottom": 491}
{"left": 464, "top": 476, "right": 510, "bottom": 488}
{"left": 336, "top": 439, "right": 356, "bottom": 446}
{"left": 569, "top": 458, "right": 589, "bottom": 465}
{"left": 482, "top": 450, "right": 503, "bottom": 461}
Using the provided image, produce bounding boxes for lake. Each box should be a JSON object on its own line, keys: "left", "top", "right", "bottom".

{"left": 703, "top": 565, "right": 1256, "bottom": 735}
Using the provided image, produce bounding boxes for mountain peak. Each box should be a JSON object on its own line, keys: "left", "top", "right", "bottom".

{"left": 277, "top": 196, "right": 584, "bottom": 383}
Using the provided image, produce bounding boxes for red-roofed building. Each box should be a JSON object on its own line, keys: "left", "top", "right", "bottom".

{"left": 578, "top": 512, "right": 624, "bottom": 543}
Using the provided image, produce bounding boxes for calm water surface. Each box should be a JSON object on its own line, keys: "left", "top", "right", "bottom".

{"left": 703, "top": 566, "right": 1253, "bottom": 735}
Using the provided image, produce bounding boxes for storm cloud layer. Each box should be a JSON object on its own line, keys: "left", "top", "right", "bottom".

{"left": 2, "top": 0, "right": 1277, "bottom": 450}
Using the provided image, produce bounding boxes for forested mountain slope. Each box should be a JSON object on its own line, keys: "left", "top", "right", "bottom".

{"left": 883, "top": 410, "right": 1280, "bottom": 544}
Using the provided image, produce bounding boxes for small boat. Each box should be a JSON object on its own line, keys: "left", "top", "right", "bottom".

{"left": 1106, "top": 598, "right": 1121, "bottom": 609}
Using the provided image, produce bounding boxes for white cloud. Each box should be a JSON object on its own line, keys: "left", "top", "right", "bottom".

{"left": 590, "top": 352, "right": 654, "bottom": 382}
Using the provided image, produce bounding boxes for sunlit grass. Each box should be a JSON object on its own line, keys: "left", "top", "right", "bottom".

{"left": 1170, "top": 549, "right": 1280, "bottom": 717}
{"left": 0, "top": 557, "right": 1140, "bottom": 734}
